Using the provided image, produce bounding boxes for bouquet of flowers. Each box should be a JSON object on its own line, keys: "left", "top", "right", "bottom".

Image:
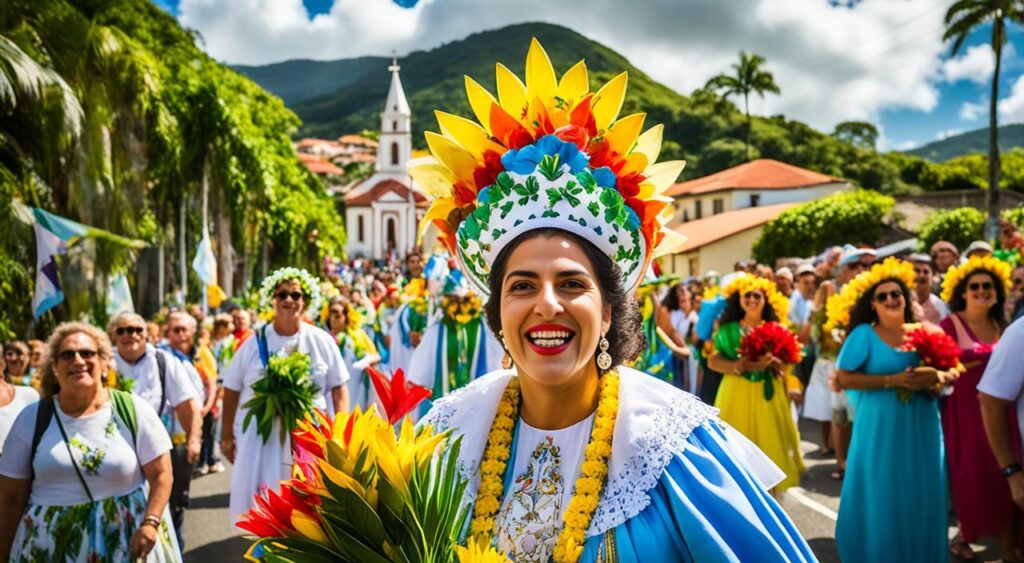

{"left": 441, "top": 295, "right": 482, "bottom": 325}
{"left": 105, "top": 369, "right": 135, "bottom": 393}
{"left": 899, "top": 325, "right": 961, "bottom": 404}
{"left": 239, "top": 367, "right": 506, "bottom": 562}
{"left": 405, "top": 279, "right": 430, "bottom": 333}
{"left": 739, "top": 322, "right": 803, "bottom": 366}
{"left": 243, "top": 350, "right": 321, "bottom": 444}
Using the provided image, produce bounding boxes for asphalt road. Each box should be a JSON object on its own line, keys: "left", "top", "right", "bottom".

{"left": 182, "top": 417, "right": 999, "bottom": 562}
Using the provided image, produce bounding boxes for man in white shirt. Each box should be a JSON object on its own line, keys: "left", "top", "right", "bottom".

{"left": 908, "top": 254, "right": 949, "bottom": 325}
{"left": 108, "top": 311, "right": 201, "bottom": 549}
{"left": 979, "top": 316, "right": 1024, "bottom": 510}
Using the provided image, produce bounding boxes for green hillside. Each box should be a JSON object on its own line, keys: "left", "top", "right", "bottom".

{"left": 233, "top": 57, "right": 384, "bottom": 105}
{"left": 906, "top": 124, "right": 1024, "bottom": 162}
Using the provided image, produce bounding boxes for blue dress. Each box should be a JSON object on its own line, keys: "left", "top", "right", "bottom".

{"left": 834, "top": 324, "right": 947, "bottom": 563}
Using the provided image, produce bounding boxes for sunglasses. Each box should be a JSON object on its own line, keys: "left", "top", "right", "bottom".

{"left": 169, "top": 326, "right": 190, "bottom": 334}
{"left": 4, "top": 350, "right": 24, "bottom": 357}
{"left": 116, "top": 326, "right": 145, "bottom": 336}
{"left": 968, "top": 281, "right": 994, "bottom": 292}
{"left": 743, "top": 292, "right": 764, "bottom": 301}
{"left": 57, "top": 349, "right": 98, "bottom": 362}
{"left": 275, "top": 291, "right": 304, "bottom": 302}
{"left": 873, "top": 290, "right": 904, "bottom": 303}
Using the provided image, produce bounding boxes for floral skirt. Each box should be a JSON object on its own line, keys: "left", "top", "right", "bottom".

{"left": 11, "top": 486, "right": 181, "bottom": 563}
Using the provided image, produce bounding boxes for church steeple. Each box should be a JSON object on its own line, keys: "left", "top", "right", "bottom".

{"left": 379, "top": 56, "right": 411, "bottom": 174}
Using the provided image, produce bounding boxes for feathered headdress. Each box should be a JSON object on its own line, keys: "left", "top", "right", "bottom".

{"left": 410, "top": 38, "right": 686, "bottom": 296}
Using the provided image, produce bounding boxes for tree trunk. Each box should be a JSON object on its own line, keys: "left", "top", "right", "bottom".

{"left": 216, "top": 191, "right": 234, "bottom": 299}
{"left": 744, "top": 92, "right": 751, "bottom": 162}
{"left": 989, "top": 30, "right": 1002, "bottom": 223}
{"left": 179, "top": 198, "right": 187, "bottom": 305}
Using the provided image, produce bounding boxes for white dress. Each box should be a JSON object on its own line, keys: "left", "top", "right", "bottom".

{"left": 337, "top": 330, "right": 382, "bottom": 411}
{"left": 221, "top": 323, "right": 349, "bottom": 527}
{"left": 803, "top": 356, "right": 834, "bottom": 422}
{"left": 0, "top": 385, "right": 39, "bottom": 454}
{"left": 407, "top": 315, "right": 504, "bottom": 396}
{"left": 669, "top": 309, "right": 699, "bottom": 395}
{"left": 387, "top": 303, "right": 417, "bottom": 377}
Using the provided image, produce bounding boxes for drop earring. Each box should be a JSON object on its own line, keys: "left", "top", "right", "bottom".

{"left": 596, "top": 333, "right": 612, "bottom": 372}
{"left": 500, "top": 330, "right": 514, "bottom": 370}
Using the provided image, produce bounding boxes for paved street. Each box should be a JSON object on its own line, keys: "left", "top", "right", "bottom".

{"left": 183, "top": 417, "right": 999, "bottom": 562}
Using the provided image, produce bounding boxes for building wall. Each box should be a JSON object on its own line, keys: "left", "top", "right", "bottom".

{"left": 672, "top": 182, "right": 850, "bottom": 224}
{"left": 346, "top": 207, "right": 374, "bottom": 258}
{"left": 698, "top": 227, "right": 765, "bottom": 275}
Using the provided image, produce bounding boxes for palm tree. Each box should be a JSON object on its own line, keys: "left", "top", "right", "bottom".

{"left": 944, "top": 0, "right": 1024, "bottom": 227}
{"left": 705, "top": 51, "right": 781, "bottom": 161}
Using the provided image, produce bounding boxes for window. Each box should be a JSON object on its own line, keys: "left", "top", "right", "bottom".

{"left": 386, "top": 216, "right": 397, "bottom": 250}
{"left": 712, "top": 198, "right": 724, "bottom": 215}
{"left": 391, "top": 142, "right": 399, "bottom": 165}
{"left": 694, "top": 200, "right": 703, "bottom": 219}
{"left": 688, "top": 257, "right": 699, "bottom": 276}
{"left": 357, "top": 215, "right": 365, "bottom": 242}
{"left": 750, "top": 194, "right": 761, "bottom": 207}
{"left": 682, "top": 209, "right": 689, "bottom": 222}
{"left": 392, "top": 120, "right": 398, "bottom": 131}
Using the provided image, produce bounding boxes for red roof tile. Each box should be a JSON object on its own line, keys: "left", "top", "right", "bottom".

{"left": 666, "top": 159, "right": 844, "bottom": 197}
{"left": 672, "top": 203, "right": 797, "bottom": 253}
{"left": 345, "top": 179, "right": 427, "bottom": 206}
{"left": 338, "top": 134, "right": 379, "bottom": 147}
{"left": 296, "top": 138, "right": 339, "bottom": 148}
{"left": 297, "top": 153, "right": 343, "bottom": 175}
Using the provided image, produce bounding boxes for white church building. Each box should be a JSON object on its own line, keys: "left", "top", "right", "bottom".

{"left": 344, "top": 60, "right": 428, "bottom": 261}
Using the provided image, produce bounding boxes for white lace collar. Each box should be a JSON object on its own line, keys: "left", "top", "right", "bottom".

{"left": 420, "top": 366, "right": 720, "bottom": 537}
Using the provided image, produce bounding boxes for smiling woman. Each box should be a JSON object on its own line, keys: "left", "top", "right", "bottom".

{"left": 416, "top": 39, "right": 814, "bottom": 562}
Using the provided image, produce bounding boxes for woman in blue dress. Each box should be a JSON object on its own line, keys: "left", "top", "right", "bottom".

{"left": 832, "top": 258, "right": 954, "bottom": 562}
{"left": 414, "top": 39, "right": 815, "bottom": 562}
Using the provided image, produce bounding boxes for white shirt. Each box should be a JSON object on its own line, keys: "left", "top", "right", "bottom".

{"left": 113, "top": 345, "right": 199, "bottom": 420}
{"left": 789, "top": 291, "right": 813, "bottom": 327}
{"left": 221, "top": 323, "right": 349, "bottom": 426}
{"left": 495, "top": 414, "right": 594, "bottom": 562}
{"left": 979, "top": 317, "right": 1024, "bottom": 455}
{"left": 0, "top": 386, "right": 40, "bottom": 455}
{"left": 0, "top": 394, "right": 171, "bottom": 506}
{"left": 669, "top": 309, "right": 697, "bottom": 342}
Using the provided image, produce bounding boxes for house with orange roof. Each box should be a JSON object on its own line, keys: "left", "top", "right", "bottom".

{"left": 666, "top": 159, "right": 851, "bottom": 225}
{"left": 664, "top": 203, "right": 798, "bottom": 276}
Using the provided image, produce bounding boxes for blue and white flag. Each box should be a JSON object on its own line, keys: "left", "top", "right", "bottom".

{"left": 106, "top": 273, "right": 135, "bottom": 317}
{"left": 192, "top": 230, "right": 217, "bottom": 286}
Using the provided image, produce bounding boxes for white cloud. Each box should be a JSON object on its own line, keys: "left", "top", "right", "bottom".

{"left": 936, "top": 128, "right": 963, "bottom": 140}
{"left": 960, "top": 101, "right": 985, "bottom": 121}
{"left": 998, "top": 75, "right": 1024, "bottom": 123}
{"left": 178, "top": 0, "right": 951, "bottom": 132}
{"left": 941, "top": 44, "right": 1001, "bottom": 84}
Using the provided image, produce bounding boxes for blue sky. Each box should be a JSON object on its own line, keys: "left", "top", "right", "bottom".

{"left": 154, "top": 0, "right": 1024, "bottom": 151}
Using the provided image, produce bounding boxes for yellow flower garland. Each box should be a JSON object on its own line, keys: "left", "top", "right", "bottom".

{"left": 722, "top": 275, "right": 790, "bottom": 326}
{"left": 469, "top": 372, "right": 620, "bottom": 562}
{"left": 824, "top": 257, "right": 915, "bottom": 333}
{"left": 940, "top": 255, "right": 1013, "bottom": 303}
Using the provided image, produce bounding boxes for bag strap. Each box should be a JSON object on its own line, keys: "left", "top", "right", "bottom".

{"left": 155, "top": 350, "right": 167, "bottom": 417}
{"left": 29, "top": 398, "right": 55, "bottom": 481}
{"left": 256, "top": 325, "right": 270, "bottom": 370}
{"left": 52, "top": 401, "right": 94, "bottom": 502}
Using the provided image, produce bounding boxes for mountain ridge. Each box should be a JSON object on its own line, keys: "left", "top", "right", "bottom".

{"left": 906, "top": 124, "right": 1024, "bottom": 162}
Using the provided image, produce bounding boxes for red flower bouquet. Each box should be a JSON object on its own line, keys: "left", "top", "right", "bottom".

{"left": 899, "top": 326, "right": 961, "bottom": 404}
{"left": 739, "top": 322, "right": 803, "bottom": 366}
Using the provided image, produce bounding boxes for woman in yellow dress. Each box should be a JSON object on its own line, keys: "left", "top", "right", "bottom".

{"left": 709, "top": 275, "right": 805, "bottom": 490}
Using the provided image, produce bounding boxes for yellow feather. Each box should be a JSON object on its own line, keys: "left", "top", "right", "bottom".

{"left": 644, "top": 160, "right": 686, "bottom": 195}
{"left": 464, "top": 75, "right": 497, "bottom": 132}
{"left": 558, "top": 60, "right": 590, "bottom": 105}
{"left": 605, "top": 113, "right": 645, "bottom": 156}
{"left": 408, "top": 157, "right": 454, "bottom": 198}
{"left": 435, "top": 111, "right": 506, "bottom": 159}
{"left": 525, "top": 37, "right": 558, "bottom": 102}
{"left": 634, "top": 124, "right": 663, "bottom": 163}
{"left": 592, "top": 72, "right": 628, "bottom": 131}
{"left": 425, "top": 131, "right": 478, "bottom": 185}
{"left": 419, "top": 199, "right": 458, "bottom": 243}
{"left": 495, "top": 64, "right": 528, "bottom": 120}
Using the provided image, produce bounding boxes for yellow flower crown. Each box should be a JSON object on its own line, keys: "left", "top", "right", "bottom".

{"left": 722, "top": 275, "right": 790, "bottom": 325}
{"left": 940, "top": 255, "right": 1013, "bottom": 303}
{"left": 824, "top": 257, "right": 915, "bottom": 332}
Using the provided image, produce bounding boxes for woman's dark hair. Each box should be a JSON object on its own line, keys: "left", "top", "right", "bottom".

{"left": 718, "top": 290, "right": 781, "bottom": 325}
{"left": 848, "top": 279, "right": 914, "bottom": 330}
{"left": 484, "top": 228, "right": 645, "bottom": 368}
{"left": 661, "top": 283, "right": 687, "bottom": 311}
{"left": 947, "top": 269, "right": 1008, "bottom": 327}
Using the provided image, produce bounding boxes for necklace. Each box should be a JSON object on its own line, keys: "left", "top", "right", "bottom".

{"left": 470, "top": 371, "right": 620, "bottom": 562}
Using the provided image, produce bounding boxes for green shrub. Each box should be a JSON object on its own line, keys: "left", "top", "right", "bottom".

{"left": 916, "top": 207, "right": 986, "bottom": 251}
{"left": 752, "top": 190, "right": 895, "bottom": 264}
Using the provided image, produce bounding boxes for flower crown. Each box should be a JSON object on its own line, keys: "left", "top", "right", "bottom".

{"left": 259, "top": 267, "right": 322, "bottom": 316}
{"left": 824, "top": 257, "right": 914, "bottom": 332}
{"left": 410, "top": 38, "right": 686, "bottom": 297}
{"left": 722, "top": 275, "right": 790, "bottom": 326}
{"left": 940, "top": 255, "right": 1013, "bottom": 303}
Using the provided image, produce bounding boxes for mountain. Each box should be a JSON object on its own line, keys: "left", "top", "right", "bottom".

{"left": 232, "top": 57, "right": 384, "bottom": 106}
{"left": 236, "top": 22, "right": 693, "bottom": 150}
{"left": 906, "top": 124, "right": 1024, "bottom": 162}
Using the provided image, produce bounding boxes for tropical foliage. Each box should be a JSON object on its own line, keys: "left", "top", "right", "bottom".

{"left": 0, "top": 0, "right": 346, "bottom": 336}
{"left": 704, "top": 51, "right": 781, "bottom": 162}
{"left": 752, "top": 190, "right": 895, "bottom": 265}
{"left": 916, "top": 207, "right": 987, "bottom": 251}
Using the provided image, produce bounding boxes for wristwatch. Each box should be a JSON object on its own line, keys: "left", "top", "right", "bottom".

{"left": 1002, "top": 463, "right": 1023, "bottom": 477}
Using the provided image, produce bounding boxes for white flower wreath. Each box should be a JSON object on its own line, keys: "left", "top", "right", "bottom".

{"left": 259, "top": 267, "right": 322, "bottom": 315}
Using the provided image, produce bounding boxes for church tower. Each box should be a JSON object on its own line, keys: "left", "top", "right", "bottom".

{"left": 378, "top": 57, "right": 412, "bottom": 179}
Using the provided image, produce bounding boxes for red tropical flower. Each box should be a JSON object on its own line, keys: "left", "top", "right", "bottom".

{"left": 901, "top": 327, "right": 961, "bottom": 370}
{"left": 739, "top": 322, "right": 803, "bottom": 365}
{"left": 368, "top": 367, "right": 432, "bottom": 425}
